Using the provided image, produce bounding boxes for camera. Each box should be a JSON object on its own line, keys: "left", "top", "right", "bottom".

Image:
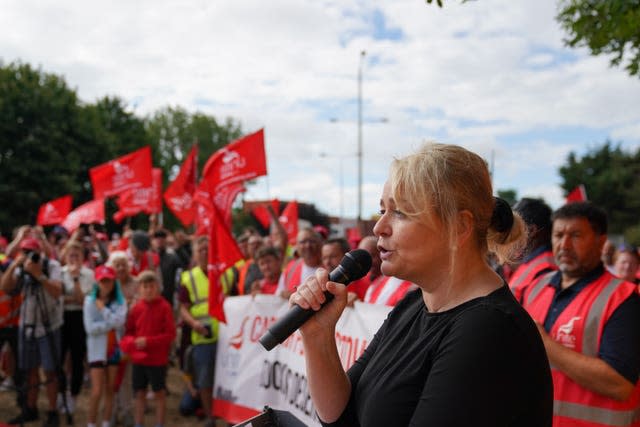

{"left": 26, "top": 251, "right": 40, "bottom": 264}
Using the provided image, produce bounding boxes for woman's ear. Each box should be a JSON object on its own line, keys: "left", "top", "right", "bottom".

{"left": 456, "top": 210, "right": 475, "bottom": 247}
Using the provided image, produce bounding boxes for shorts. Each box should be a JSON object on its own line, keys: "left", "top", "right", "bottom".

{"left": 191, "top": 343, "right": 216, "bottom": 390}
{"left": 88, "top": 360, "right": 120, "bottom": 369}
{"left": 132, "top": 364, "right": 167, "bottom": 392}
{"left": 18, "top": 327, "right": 61, "bottom": 372}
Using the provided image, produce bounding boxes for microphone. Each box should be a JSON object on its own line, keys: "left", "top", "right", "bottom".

{"left": 259, "top": 249, "right": 372, "bottom": 351}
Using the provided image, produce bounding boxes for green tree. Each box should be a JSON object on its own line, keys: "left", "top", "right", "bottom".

{"left": 497, "top": 189, "right": 518, "bottom": 207}
{"left": 145, "top": 106, "right": 243, "bottom": 180}
{"left": 0, "top": 62, "right": 86, "bottom": 232}
{"left": 558, "top": 141, "right": 640, "bottom": 235}
{"left": 75, "top": 96, "right": 151, "bottom": 204}
{"left": 557, "top": 0, "right": 640, "bottom": 78}
{"left": 145, "top": 106, "right": 244, "bottom": 229}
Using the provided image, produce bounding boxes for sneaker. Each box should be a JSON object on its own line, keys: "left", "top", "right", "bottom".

{"left": 56, "top": 392, "right": 65, "bottom": 413}
{"left": 42, "top": 410, "right": 59, "bottom": 427}
{"left": 0, "top": 376, "right": 14, "bottom": 391}
{"left": 63, "top": 393, "right": 74, "bottom": 414}
{"left": 7, "top": 407, "right": 39, "bottom": 425}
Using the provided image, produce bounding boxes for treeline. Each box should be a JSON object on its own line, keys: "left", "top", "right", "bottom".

{"left": 559, "top": 142, "right": 640, "bottom": 244}
{"left": 0, "top": 61, "right": 244, "bottom": 234}
{"left": 2, "top": 61, "right": 638, "bottom": 244}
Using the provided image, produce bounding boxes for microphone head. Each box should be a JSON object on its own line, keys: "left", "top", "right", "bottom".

{"left": 340, "top": 249, "right": 372, "bottom": 282}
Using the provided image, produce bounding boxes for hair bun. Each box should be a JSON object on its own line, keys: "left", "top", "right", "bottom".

{"left": 491, "top": 197, "right": 514, "bottom": 233}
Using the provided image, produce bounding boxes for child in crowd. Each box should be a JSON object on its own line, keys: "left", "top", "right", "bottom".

{"left": 84, "top": 265, "right": 127, "bottom": 427}
{"left": 120, "top": 270, "right": 175, "bottom": 427}
{"left": 249, "top": 246, "right": 282, "bottom": 295}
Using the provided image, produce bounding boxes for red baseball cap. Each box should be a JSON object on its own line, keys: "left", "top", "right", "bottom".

{"left": 95, "top": 265, "right": 116, "bottom": 281}
{"left": 19, "top": 237, "right": 41, "bottom": 251}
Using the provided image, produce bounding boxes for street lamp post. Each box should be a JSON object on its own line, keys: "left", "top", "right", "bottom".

{"left": 318, "top": 152, "right": 345, "bottom": 219}
{"left": 357, "top": 50, "right": 366, "bottom": 225}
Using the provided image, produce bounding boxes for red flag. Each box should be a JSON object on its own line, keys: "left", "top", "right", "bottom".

{"left": 252, "top": 205, "right": 271, "bottom": 229}
{"left": 194, "top": 179, "right": 245, "bottom": 235}
{"left": 213, "top": 182, "right": 245, "bottom": 227}
{"left": 89, "top": 146, "right": 153, "bottom": 199}
{"left": 194, "top": 182, "right": 215, "bottom": 237}
{"left": 251, "top": 199, "right": 281, "bottom": 229}
{"left": 113, "top": 168, "right": 163, "bottom": 221}
{"left": 164, "top": 145, "right": 198, "bottom": 226}
{"left": 207, "top": 204, "right": 243, "bottom": 323}
{"left": 62, "top": 199, "right": 105, "bottom": 232}
{"left": 566, "top": 185, "right": 587, "bottom": 203}
{"left": 37, "top": 195, "right": 72, "bottom": 226}
{"left": 279, "top": 201, "right": 299, "bottom": 245}
{"left": 201, "top": 129, "right": 267, "bottom": 189}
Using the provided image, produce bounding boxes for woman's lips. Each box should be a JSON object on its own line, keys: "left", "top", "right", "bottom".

{"left": 379, "top": 247, "right": 392, "bottom": 261}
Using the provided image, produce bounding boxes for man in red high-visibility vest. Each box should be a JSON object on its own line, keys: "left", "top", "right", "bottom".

{"left": 276, "top": 227, "right": 323, "bottom": 299}
{"left": 522, "top": 202, "right": 640, "bottom": 427}
{"left": 509, "top": 198, "right": 557, "bottom": 303}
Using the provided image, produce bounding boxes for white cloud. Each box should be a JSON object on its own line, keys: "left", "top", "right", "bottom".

{"left": 518, "top": 183, "right": 565, "bottom": 210}
{"left": 2, "top": 0, "right": 640, "bottom": 219}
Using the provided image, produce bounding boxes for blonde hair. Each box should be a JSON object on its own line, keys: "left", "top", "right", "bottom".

{"left": 390, "top": 142, "right": 525, "bottom": 264}
{"left": 106, "top": 250, "right": 130, "bottom": 268}
{"left": 61, "top": 240, "right": 84, "bottom": 263}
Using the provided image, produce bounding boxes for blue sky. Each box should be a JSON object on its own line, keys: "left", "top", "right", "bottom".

{"left": 2, "top": 0, "right": 640, "bottom": 219}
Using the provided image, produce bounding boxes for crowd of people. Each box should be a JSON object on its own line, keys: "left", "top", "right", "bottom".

{"left": 1, "top": 143, "right": 640, "bottom": 427}
{"left": 0, "top": 207, "right": 418, "bottom": 427}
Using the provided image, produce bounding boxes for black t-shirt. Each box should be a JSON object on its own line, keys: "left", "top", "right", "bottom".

{"left": 322, "top": 286, "right": 553, "bottom": 427}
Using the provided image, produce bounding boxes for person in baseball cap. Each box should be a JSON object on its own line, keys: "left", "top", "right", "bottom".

{"left": 94, "top": 265, "right": 116, "bottom": 282}
{"left": 84, "top": 263, "right": 126, "bottom": 427}
{"left": 19, "top": 237, "right": 42, "bottom": 252}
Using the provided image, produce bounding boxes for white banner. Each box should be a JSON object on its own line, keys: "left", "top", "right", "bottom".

{"left": 213, "top": 295, "right": 392, "bottom": 426}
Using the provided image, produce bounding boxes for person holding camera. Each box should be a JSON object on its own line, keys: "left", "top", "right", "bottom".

{"left": 1, "top": 236, "right": 63, "bottom": 427}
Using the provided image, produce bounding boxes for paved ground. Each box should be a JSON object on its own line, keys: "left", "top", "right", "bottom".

{"left": 0, "top": 367, "right": 230, "bottom": 427}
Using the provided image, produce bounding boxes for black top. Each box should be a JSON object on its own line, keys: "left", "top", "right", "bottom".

{"left": 157, "top": 248, "right": 182, "bottom": 304}
{"left": 321, "top": 285, "right": 553, "bottom": 427}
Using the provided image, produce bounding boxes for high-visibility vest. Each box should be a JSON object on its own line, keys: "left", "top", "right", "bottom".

{"left": 220, "top": 259, "right": 245, "bottom": 296}
{"left": 523, "top": 271, "right": 640, "bottom": 427}
{"left": 282, "top": 259, "right": 305, "bottom": 292}
{"left": 0, "top": 290, "right": 21, "bottom": 328}
{"left": 509, "top": 250, "right": 556, "bottom": 303}
{"left": 364, "top": 276, "right": 415, "bottom": 306}
{"left": 182, "top": 266, "right": 218, "bottom": 345}
{"left": 237, "top": 259, "right": 254, "bottom": 295}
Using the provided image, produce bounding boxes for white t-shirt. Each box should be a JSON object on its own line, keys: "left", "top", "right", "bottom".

{"left": 61, "top": 265, "right": 95, "bottom": 311}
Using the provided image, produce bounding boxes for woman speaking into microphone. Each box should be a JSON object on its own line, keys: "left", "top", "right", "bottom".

{"left": 291, "top": 143, "right": 552, "bottom": 426}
